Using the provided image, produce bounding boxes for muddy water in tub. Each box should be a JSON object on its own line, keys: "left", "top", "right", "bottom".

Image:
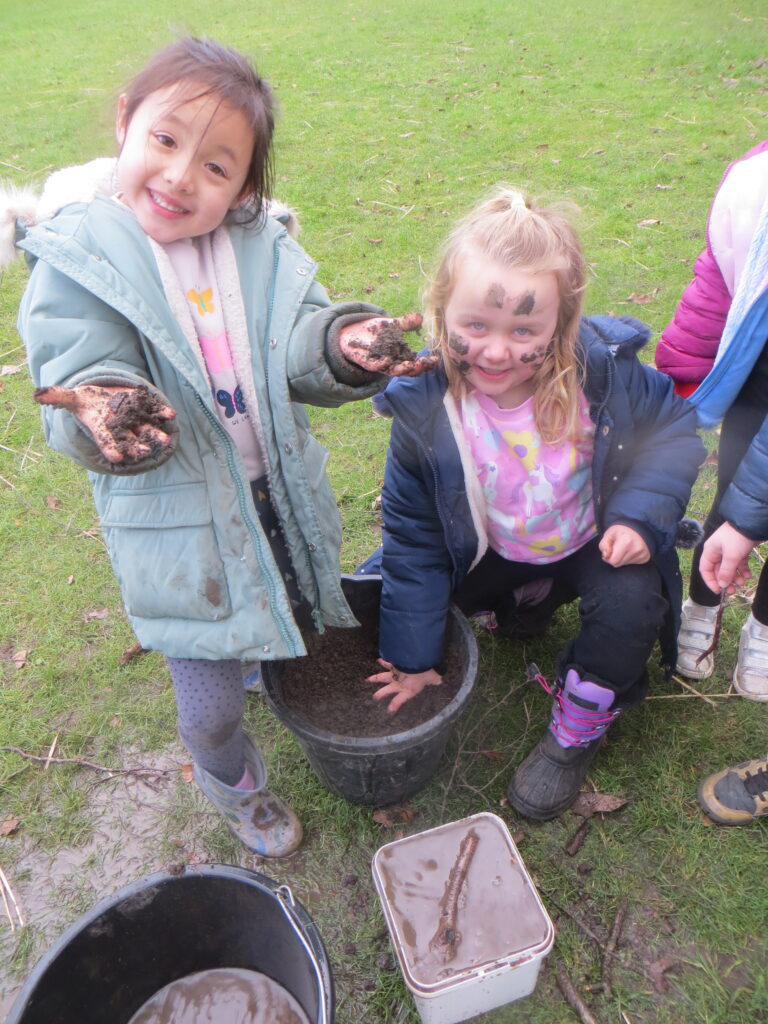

{"left": 127, "top": 967, "right": 310, "bottom": 1024}
{"left": 378, "top": 815, "right": 550, "bottom": 986}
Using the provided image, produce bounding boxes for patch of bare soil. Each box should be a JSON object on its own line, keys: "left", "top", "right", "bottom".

{"left": 276, "top": 614, "right": 463, "bottom": 736}
{"left": 0, "top": 745, "right": 201, "bottom": 1018}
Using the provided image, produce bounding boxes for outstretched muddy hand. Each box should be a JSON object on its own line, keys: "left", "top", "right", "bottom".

{"left": 339, "top": 314, "right": 438, "bottom": 376}
{"left": 34, "top": 384, "right": 176, "bottom": 464}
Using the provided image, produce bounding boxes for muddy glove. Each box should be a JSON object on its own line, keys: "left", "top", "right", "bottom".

{"left": 34, "top": 384, "right": 176, "bottom": 465}
{"left": 339, "top": 314, "right": 437, "bottom": 376}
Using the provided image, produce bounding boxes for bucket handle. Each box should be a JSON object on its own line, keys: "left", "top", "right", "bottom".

{"left": 276, "top": 884, "right": 296, "bottom": 909}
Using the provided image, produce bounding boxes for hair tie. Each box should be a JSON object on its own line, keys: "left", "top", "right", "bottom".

{"left": 509, "top": 193, "right": 527, "bottom": 210}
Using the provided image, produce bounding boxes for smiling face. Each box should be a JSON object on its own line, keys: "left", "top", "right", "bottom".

{"left": 115, "top": 81, "right": 255, "bottom": 243}
{"left": 443, "top": 253, "right": 561, "bottom": 409}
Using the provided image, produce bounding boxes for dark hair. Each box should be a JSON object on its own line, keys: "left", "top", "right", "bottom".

{"left": 121, "top": 37, "right": 275, "bottom": 225}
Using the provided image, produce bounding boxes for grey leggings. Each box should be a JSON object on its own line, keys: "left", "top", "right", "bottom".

{"left": 167, "top": 657, "right": 247, "bottom": 786}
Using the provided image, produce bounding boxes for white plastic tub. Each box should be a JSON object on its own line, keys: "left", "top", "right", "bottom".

{"left": 372, "top": 812, "right": 555, "bottom": 1024}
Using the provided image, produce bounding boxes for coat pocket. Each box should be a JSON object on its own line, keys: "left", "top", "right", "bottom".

{"left": 100, "top": 484, "right": 233, "bottom": 621}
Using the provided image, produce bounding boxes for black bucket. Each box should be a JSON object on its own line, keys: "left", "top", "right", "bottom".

{"left": 6, "top": 864, "right": 333, "bottom": 1024}
{"left": 262, "top": 575, "right": 479, "bottom": 807}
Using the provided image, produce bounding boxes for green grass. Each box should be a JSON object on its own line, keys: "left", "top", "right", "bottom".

{"left": 2, "top": 0, "right": 768, "bottom": 1020}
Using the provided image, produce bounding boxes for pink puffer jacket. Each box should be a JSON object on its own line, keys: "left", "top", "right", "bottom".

{"left": 655, "top": 140, "right": 768, "bottom": 396}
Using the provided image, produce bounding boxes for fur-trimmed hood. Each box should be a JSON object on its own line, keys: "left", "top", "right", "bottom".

{"left": 0, "top": 157, "right": 299, "bottom": 269}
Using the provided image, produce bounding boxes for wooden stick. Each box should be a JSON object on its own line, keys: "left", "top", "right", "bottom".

{"left": 1, "top": 747, "right": 173, "bottom": 781}
{"left": 695, "top": 589, "right": 726, "bottom": 666}
{"left": 671, "top": 675, "right": 718, "bottom": 707}
{"left": 601, "top": 897, "right": 628, "bottom": 997}
{"left": 428, "top": 829, "right": 479, "bottom": 963}
{"left": 645, "top": 692, "right": 740, "bottom": 701}
{"left": 0, "top": 864, "right": 24, "bottom": 929}
{"left": 43, "top": 733, "right": 59, "bottom": 770}
{"left": 565, "top": 817, "right": 591, "bottom": 857}
{"left": 556, "top": 968, "right": 599, "bottom": 1024}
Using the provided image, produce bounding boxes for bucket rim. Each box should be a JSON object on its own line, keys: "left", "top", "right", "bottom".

{"left": 6, "top": 863, "right": 333, "bottom": 1024}
{"left": 263, "top": 578, "right": 479, "bottom": 749}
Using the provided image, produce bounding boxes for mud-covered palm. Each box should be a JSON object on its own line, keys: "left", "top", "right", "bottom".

{"left": 34, "top": 384, "right": 176, "bottom": 464}
{"left": 339, "top": 314, "right": 438, "bottom": 376}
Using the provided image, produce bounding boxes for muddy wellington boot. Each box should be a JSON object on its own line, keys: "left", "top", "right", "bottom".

{"left": 507, "top": 668, "right": 620, "bottom": 820}
{"left": 194, "top": 734, "right": 303, "bottom": 857}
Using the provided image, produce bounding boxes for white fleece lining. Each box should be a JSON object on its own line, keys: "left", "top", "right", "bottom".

{"left": 147, "top": 228, "right": 271, "bottom": 484}
{"left": 443, "top": 388, "right": 488, "bottom": 572}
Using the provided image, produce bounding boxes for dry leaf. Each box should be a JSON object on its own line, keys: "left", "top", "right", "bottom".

{"left": 46, "top": 495, "right": 61, "bottom": 509}
{"left": 372, "top": 803, "right": 418, "bottom": 827}
{"left": 12, "top": 649, "right": 29, "bottom": 669}
{"left": 1, "top": 816, "right": 20, "bottom": 836}
{"left": 181, "top": 763, "right": 195, "bottom": 783}
{"left": 66, "top": 575, "right": 75, "bottom": 585}
{"left": 83, "top": 608, "right": 109, "bottom": 621}
{"left": 637, "top": 218, "right": 661, "bottom": 227}
{"left": 627, "top": 287, "right": 660, "bottom": 304}
{"left": 119, "top": 642, "right": 144, "bottom": 666}
{"left": 510, "top": 827, "right": 525, "bottom": 845}
{"left": 570, "top": 791, "right": 628, "bottom": 818}
{"left": 649, "top": 956, "right": 679, "bottom": 993}
{"left": 1, "top": 365, "right": 21, "bottom": 377}
{"left": 109, "top": 715, "right": 121, "bottom": 728}
{"left": 481, "top": 749, "right": 503, "bottom": 760}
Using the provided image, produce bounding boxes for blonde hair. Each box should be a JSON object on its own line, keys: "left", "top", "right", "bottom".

{"left": 424, "top": 185, "right": 587, "bottom": 444}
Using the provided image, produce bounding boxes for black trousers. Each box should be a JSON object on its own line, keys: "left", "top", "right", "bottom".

{"left": 454, "top": 537, "right": 667, "bottom": 707}
{"left": 688, "top": 338, "right": 768, "bottom": 623}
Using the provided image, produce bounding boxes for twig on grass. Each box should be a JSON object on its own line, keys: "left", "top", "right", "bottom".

{"left": 43, "top": 733, "right": 59, "bottom": 770}
{"left": 695, "top": 589, "right": 726, "bottom": 667}
{"left": 1, "top": 747, "right": 175, "bottom": 784}
{"left": 565, "top": 817, "right": 592, "bottom": 856}
{"left": 671, "top": 675, "right": 718, "bottom": 707}
{"left": 556, "top": 967, "right": 599, "bottom": 1024}
{"left": 0, "top": 864, "right": 25, "bottom": 931}
{"left": 601, "top": 897, "right": 629, "bottom": 998}
{"left": 645, "top": 692, "right": 741, "bottom": 701}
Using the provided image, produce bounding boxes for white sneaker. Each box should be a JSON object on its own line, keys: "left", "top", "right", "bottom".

{"left": 733, "top": 613, "right": 768, "bottom": 702}
{"left": 676, "top": 598, "right": 719, "bottom": 679}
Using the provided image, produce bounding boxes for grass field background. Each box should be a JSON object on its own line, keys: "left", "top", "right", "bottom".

{"left": 1, "top": 1, "right": 767, "bottom": 1021}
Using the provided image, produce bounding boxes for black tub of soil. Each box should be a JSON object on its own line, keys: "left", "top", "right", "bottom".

{"left": 261, "top": 575, "right": 479, "bottom": 807}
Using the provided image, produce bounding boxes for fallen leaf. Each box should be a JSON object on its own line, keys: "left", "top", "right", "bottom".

{"left": 637, "top": 218, "right": 661, "bottom": 227}
{"left": 367, "top": 238, "right": 382, "bottom": 245}
{"left": 656, "top": 184, "right": 673, "bottom": 190}
{"left": 703, "top": 451, "right": 719, "bottom": 467}
{"left": 1, "top": 816, "right": 20, "bottom": 836}
{"left": 181, "top": 763, "right": 195, "bottom": 783}
{"left": 66, "top": 575, "right": 75, "bottom": 585}
{"left": 510, "top": 827, "right": 526, "bottom": 845}
{"left": 1, "top": 365, "right": 21, "bottom": 377}
{"left": 46, "top": 495, "right": 61, "bottom": 509}
{"left": 627, "top": 287, "right": 660, "bottom": 305}
{"left": 481, "top": 749, "right": 503, "bottom": 760}
{"left": 571, "top": 791, "right": 628, "bottom": 818}
{"left": 649, "top": 956, "right": 679, "bottom": 993}
{"left": 12, "top": 649, "right": 29, "bottom": 669}
{"left": 109, "top": 715, "right": 121, "bottom": 728}
{"left": 372, "top": 803, "right": 418, "bottom": 827}
{"left": 119, "top": 642, "right": 145, "bottom": 666}
{"left": 83, "top": 608, "right": 109, "bottom": 621}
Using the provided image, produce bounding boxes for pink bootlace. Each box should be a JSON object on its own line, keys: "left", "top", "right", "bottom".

{"left": 527, "top": 663, "right": 620, "bottom": 747}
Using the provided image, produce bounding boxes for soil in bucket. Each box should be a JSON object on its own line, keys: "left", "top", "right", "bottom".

{"left": 262, "top": 576, "right": 479, "bottom": 806}
{"left": 277, "top": 612, "right": 463, "bottom": 738}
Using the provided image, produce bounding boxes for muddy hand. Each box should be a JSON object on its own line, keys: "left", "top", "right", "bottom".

{"left": 339, "top": 314, "right": 437, "bottom": 376}
{"left": 367, "top": 658, "right": 443, "bottom": 714}
{"left": 34, "top": 384, "right": 176, "bottom": 464}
